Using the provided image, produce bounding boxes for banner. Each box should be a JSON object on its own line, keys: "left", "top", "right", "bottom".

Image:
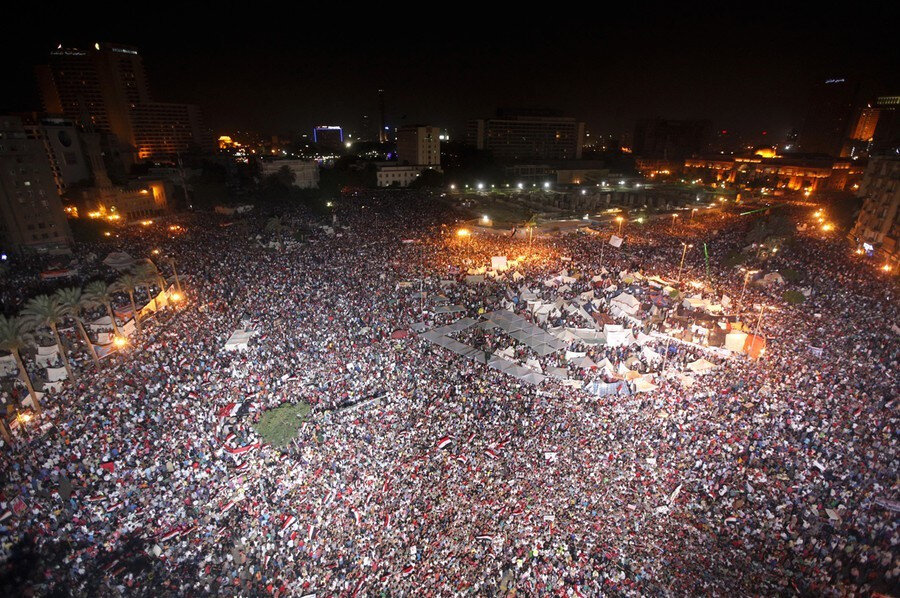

{"left": 609, "top": 235, "right": 623, "bottom": 248}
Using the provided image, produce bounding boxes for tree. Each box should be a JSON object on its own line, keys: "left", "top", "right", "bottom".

{"left": 0, "top": 315, "right": 41, "bottom": 415}
{"left": 84, "top": 280, "right": 121, "bottom": 337}
{"left": 265, "top": 216, "right": 284, "bottom": 236}
{"left": 162, "top": 256, "right": 182, "bottom": 293}
{"left": 135, "top": 262, "right": 161, "bottom": 310}
{"left": 56, "top": 287, "right": 99, "bottom": 367}
{"left": 112, "top": 273, "right": 142, "bottom": 335}
{"left": 21, "top": 295, "right": 74, "bottom": 381}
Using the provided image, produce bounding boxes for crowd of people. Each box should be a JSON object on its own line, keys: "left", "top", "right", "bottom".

{"left": 0, "top": 192, "right": 897, "bottom": 596}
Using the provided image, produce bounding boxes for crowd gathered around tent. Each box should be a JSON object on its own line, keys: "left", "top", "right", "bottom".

{"left": 0, "top": 192, "right": 897, "bottom": 596}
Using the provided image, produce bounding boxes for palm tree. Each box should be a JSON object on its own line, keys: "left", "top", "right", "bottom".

{"left": 22, "top": 294, "right": 74, "bottom": 381}
{"left": 84, "top": 280, "right": 121, "bottom": 338}
{"left": 162, "top": 256, "right": 182, "bottom": 293}
{"left": 112, "top": 272, "right": 142, "bottom": 335}
{"left": 0, "top": 315, "right": 41, "bottom": 415}
{"left": 135, "top": 262, "right": 161, "bottom": 310}
{"left": 265, "top": 216, "right": 284, "bottom": 235}
{"left": 56, "top": 287, "right": 99, "bottom": 367}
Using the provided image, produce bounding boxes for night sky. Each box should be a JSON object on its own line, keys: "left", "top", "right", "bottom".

{"left": 3, "top": 8, "right": 898, "bottom": 141}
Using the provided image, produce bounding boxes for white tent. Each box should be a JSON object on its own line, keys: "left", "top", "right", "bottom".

{"left": 89, "top": 316, "right": 114, "bottom": 332}
{"left": 491, "top": 256, "right": 508, "bottom": 271}
{"left": 37, "top": 345, "right": 59, "bottom": 356}
{"left": 572, "top": 356, "right": 597, "bottom": 369}
{"left": 103, "top": 251, "right": 136, "bottom": 271}
{"left": 687, "top": 358, "right": 716, "bottom": 373}
{"left": 46, "top": 366, "right": 68, "bottom": 382}
{"left": 725, "top": 331, "right": 748, "bottom": 353}
{"left": 633, "top": 377, "right": 658, "bottom": 393}
{"left": 604, "top": 324, "right": 631, "bottom": 347}
{"left": 677, "top": 374, "right": 696, "bottom": 387}
{"left": 0, "top": 354, "right": 17, "bottom": 377}
{"left": 610, "top": 292, "right": 640, "bottom": 315}
{"left": 641, "top": 346, "right": 662, "bottom": 362}
{"left": 35, "top": 352, "right": 58, "bottom": 368}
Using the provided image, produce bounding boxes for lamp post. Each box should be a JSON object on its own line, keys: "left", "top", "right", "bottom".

{"left": 691, "top": 208, "right": 698, "bottom": 222}
{"left": 677, "top": 243, "right": 693, "bottom": 282}
{"left": 738, "top": 268, "right": 758, "bottom": 312}
{"left": 616, "top": 216, "right": 624, "bottom": 235}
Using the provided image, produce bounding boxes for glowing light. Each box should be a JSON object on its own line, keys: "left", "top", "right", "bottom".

{"left": 481, "top": 215, "right": 491, "bottom": 224}
{"left": 170, "top": 292, "right": 183, "bottom": 302}
{"left": 477, "top": 183, "right": 484, "bottom": 190}
{"left": 140, "top": 189, "right": 149, "bottom": 195}
{"left": 141, "top": 220, "right": 153, "bottom": 226}
{"left": 517, "top": 183, "right": 524, "bottom": 190}
{"left": 883, "top": 264, "right": 893, "bottom": 272}
{"left": 543, "top": 182, "right": 550, "bottom": 189}
{"left": 450, "top": 184, "right": 456, "bottom": 190}
{"left": 113, "top": 336, "right": 128, "bottom": 348}
{"left": 821, "top": 224, "right": 833, "bottom": 232}
{"left": 456, "top": 228, "right": 471, "bottom": 237}
{"left": 103, "top": 231, "right": 111, "bottom": 237}
{"left": 152, "top": 249, "right": 160, "bottom": 255}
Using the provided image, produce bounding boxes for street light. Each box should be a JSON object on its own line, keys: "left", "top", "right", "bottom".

{"left": 616, "top": 216, "right": 625, "bottom": 235}
{"left": 738, "top": 268, "right": 759, "bottom": 311}
{"left": 677, "top": 242, "right": 693, "bottom": 282}
{"left": 456, "top": 228, "right": 471, "bottom": 238}
{"left": 691, "top": 208, "right": 698, "bottom": 221}
{"left": 113, "top": 336, "right": 128, "bottom": 348}
{"left": 481, "top": 215, "right": 491, "bottom": 225}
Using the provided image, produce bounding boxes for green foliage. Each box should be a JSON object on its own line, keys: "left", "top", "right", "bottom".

{"left": 782, "top": 290, "right": 805, "bottom": 305}
{"left": 668, "top": 288, "right": 681, "bottom": 299}
{"left": 254, "top": 402, "right": 310, "bottom": 448}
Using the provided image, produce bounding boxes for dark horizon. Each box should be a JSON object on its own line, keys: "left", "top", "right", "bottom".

{"left": 3, "top": 8, "right": 899, "bottom": 142}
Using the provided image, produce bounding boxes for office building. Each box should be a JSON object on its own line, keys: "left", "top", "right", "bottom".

{"left": 19, "top": 114, "right": 91, "bottom": 195}
{"left": 850, "top": 156, "right": 900, "bottom": 267}
{"left": 871, "top": 95, "right": 900, "bottom": 155}
{"left": 0, "top": 115, "right": 72, "bottom": 253}
{"left": 313, "top": 126, "right": 344, "bottom": 151}
{"left": 376, "top": 165, "right": 431, "bottom": 187}
{"left": 632, "top": 119, "right": 710, "bottom": 162}
{"left": 396, "top": 125, "right": 441, "bottom": 168}
{"left": 259, "top": 159, "right": 319, "bottom": 189}
{"left": 467, "top": 109, "right": 585, "bottom": 162}
{"left": 798, "top": 78, "right": 859, "bottom": 156}
{"left": 37, "top": 43, "right": 209, "bottom": 161}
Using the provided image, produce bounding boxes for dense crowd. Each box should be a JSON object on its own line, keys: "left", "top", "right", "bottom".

{"left": 0, "top": 192, "right": 897, "bottom": 596}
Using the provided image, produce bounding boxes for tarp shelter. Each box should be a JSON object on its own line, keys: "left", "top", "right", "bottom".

{"left": 687, "top": 358, "right": 716, "bottom": 373}
{"left": 633, "top": 377, "right": 658, "bottom": 393}
{"left": 390, "top": 330, "right": 409, "bottom": 339}
{"left": 744, "top": 334, "right": 766, "bottom": 359}
{"left": 604, "top": 324, "right": 631, "bottom": 347}
{"left": 491, "top": 256, "right": 508, "bottom": 271}
{"left": 610, "top": 293, "right": 640, "bottom": 316}
{"left": 89, "top": 316, "right": 114, "bottom": 332}
{"left": 0, "top": 354, "right": 17, "bottom": 376}
{"left": 46, "top": 366, "right": 68, "bottom": 382}
{"left": 725, "top": 331, "right": 748, "bottom": 353}
{"left": 760, "top": 272, "right": 784, "bottom": 286}
{"left": 103, "top": 252, "right": 136, "bottom": 272}
{"left": 224, "top": 329, "right": 255, "bottom": 351}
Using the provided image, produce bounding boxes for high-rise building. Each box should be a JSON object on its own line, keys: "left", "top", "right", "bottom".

{"left": 0, "top": 115, "right": 72, "bottom": 253}
{"left": 632, "top": 119, "right": 711, "bottom": 161}
{"left": 36, "top": 43, "right": 209, "bottom": 161}
{"left": 378, "top": 89, "right": 387, "bottom": 143}
{"left": 467, "top": 109, "right": 585, "bottom": 162}
{"left": 396, "top": 125, "right": 441, "bottom": 168}
{"left": 798, "top": 77, "right": 859, "bottom": 156}
{"left": 851, "top": 156, "right": 900, "bottom": 268}
{"left": 871, "top": 95, "right": 900, "bottom": 155}
{"left": 19, "top": 114, "right": 91, "bottom": 195}
{"left": 313, "top": 126, "right": 344, "bottom": 151}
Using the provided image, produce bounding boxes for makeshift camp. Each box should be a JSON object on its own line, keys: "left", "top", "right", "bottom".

{"left": 491, "top": 256, "right": 508, "bottom": 271}
{"left": 633, "top": 377, "right": 658, "bottom": 393}
{"left": 103, "top": 252, "right": 136, "bottom": 272}
{"left": 604, "top": 324, "right": 631, "bottom": 347}
{"left": 744, "top": 334, "right": 766, "bottom": 359}
{"left": 46, "top": 366, "right": 68, "bottom": 382}
{"left": 224, "top": 329, "right": 255, "bottom": 351}
{"left": 610, "top": 293, "right": 641, "bottom": 316}
{"left": 687, "top": 358, "right": 716, "bottom": 373}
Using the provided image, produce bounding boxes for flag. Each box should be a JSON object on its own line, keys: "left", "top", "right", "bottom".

{"left": 474, "top": 534, "right": 494, "bottom": 542}
{"left": 351, "top": 508, "right": 361, "bottom": 525}
{"left": 100, "top": 461, "right": 116, "bottom": 473}
{"left": 436, "top": 436, "right": 453, "bottom": 450}
{"left": 402, "top": 565, "right": 414, "bottom": 577}
{"left": 484, "top": 448, "right": 498, "bottom": 460}
{"left": 218, "top": 402, "right": 240, "bottom": 418}
{"left": 455, "top": 454, "right": 468, "bottom": 465}
{"left": 159, "top": 528, "right": 181, "bottom": 542}
{"left": 384, "top": 514, "right": 392, "bottom": 529}
{"left": 306, "top": 524, "right": 317, "bottom": 542}
{"left": 224, "top": 442, "right": 261, "bottom": 455}
{"left": 86, "top": 494, "right": 107, "bottom": 503}
{"left": 105, "top": 502, "right": 122, "bottom": 513}
{"left": 281, "top": 515, "right": 296, "bottom": 531}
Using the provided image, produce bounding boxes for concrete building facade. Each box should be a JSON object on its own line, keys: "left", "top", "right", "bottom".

{"left": 851, "top": 156, "right": 900, "bottom": 268}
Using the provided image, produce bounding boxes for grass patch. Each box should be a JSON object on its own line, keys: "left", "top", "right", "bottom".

{"left": 782, "top": 290, "right": 805, "bottom": 305}
{"left": 254, "top": 402, "right": 310, "bottom": 448}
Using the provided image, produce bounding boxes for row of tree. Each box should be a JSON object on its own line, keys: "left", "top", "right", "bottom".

{"left": 0, "top": 260, "right": 179, "bottom": 442}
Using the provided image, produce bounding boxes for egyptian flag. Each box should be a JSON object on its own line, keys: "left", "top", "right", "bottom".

{"left": 474, "top": 534, "right": 494, "bottom": 542}
{"left": 402, "top": 565, "right": 414, "bottom": 577}
{"left": 235, "top": 461, "right": 250, "bottom": 471}
{"left": 352, "top": 579, "right": 365, "bottom": 597}
{"left": 105, "top": 502, "right": 123, "bottom": 513}
{"left": 306, "top": 524, "right": 317, "bottom": 542}
{"left": 455, "top": 454, "right": 468, "bottom": 465}
{"left": 220, "top": 500, "right": 238, "bottom": 515}
{"left": 86, "top": 494, "right": 107, "bottom": 503}
{"left": 100, "top": 461, "right": 116, "bottom": 473}
{"left": 467, "top": 432, "right": 476, "bottom": 444}
{"left": 218, "top": 402, "right": 240, "bottom": 418}
{"left": 281, "top": 515, "right": 296, "bottom": 532}
{"left": 159, "top": 528, "right": 181, "bottom": 542}
{"left": 0, "top": 511, "right": 11, "bottom": 523}
{"left": 384, "top": 513, "right": 392, "bottom": 529}
{"left": 221, "top": 433, "right": 236, "bottom": 446}
{"left": 351, "top": 507, "right": 361, "bottom": 525}
{"left": 484, "top": 448, "right": 498, "bottom": 460}
{"left": 225, "top": 442, "right": 260, "bottom": 455}
{"left": 182, "top": 525, "right": 197, "bottom": 536}
{"left": 436, "top": 436, "right": 453, "bottom": 450}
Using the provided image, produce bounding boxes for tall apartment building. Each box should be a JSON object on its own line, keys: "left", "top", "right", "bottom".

{"left": 36, "top": 43, "right": 209, "bottom": 162}
{"left": 19, "top": 114, "right": 91, "bottom": 195}
{"left": 798, "top": 77, "right": 860, "bottom": 156}
{"left": 851, "top": 156, "right": 900, "bottom": 267}
{"left": 313, "top": 126, "right": 344, "bottom": 151}
{"left": 0, "top": 115, "right": 72, "bottom": 253}
{"left": 396, "top": 125, "right": 441, "bottom": 168}
{"left": 467, "top": 110, "right": 585, "bottom": 162}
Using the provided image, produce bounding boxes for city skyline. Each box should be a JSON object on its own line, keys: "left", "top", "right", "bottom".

{"left": 3, "top": 9, "right": 898, "bottom": 141}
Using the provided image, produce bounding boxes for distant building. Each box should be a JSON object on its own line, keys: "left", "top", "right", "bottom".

{"left": 313, "top": 126, "right": 344, "bottom": 151}
{"left": 259, "top": 159, "right": 319, "bottom": 189}
{"left": 376, "top": 165, "right": 432, "bottom": 187}
{"left": 850, "top": 156, "right": 900, "bottom": 268}
{"left": 396, "top": 125, "right": 441, "bottom": 168}
{"left": 871, "top": 95, "right": 900, "bottom": 155}
{"left": 37, "top": 42, "right": 210, "bottom": 162}
{"left": 504, "top": 161, "right": 609, "bottom": 186}
{"left": 798, "top": 78, "right": 859, "bottom": 156}
{"left": 632, "top": 119, "right": 710, "bottom": 162}
{"left": 19, "top": 114, "right": 91, "bottom": 195}
{"left": 683, "top": 152, "right": 864, "bottom": 192}
{"left": 467, "top": 110, "right": 585, "bottom": 162}
{"left": 68, "top": 180, "right": 171, "bottom": 221}
{"left": 0, "top": 115, "right": 72, "bottom": 253}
